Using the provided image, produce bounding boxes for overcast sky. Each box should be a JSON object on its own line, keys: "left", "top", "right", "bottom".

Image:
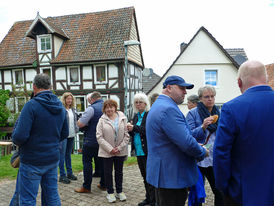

{"left": 1, "top": 0, "right": 274, "bottom": 75}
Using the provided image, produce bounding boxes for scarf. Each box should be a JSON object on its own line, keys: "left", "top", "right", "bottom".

{"left": 197, "top": 102, "right": 220, "bottom": 133}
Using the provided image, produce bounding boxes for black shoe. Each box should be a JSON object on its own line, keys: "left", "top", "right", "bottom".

{"left": 92, "top": 172, "right": 101, "bottom": 177}
{"left": 138, "top": 199, "right": 150, "bottom": 206}
{"left": 67, "top": 174, "right": 77, "bottom": 180}
{"left": 59, "top": 176, "right": 71, "bottom": 184}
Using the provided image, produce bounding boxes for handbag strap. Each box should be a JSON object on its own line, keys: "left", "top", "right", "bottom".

{"left": 202, "top": 132, "right": 212, "bottom": 146}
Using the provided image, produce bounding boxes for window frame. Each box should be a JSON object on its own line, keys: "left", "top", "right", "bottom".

{"left": 67, "top": 66, "right": 81, "bottom": 85}
{"left": 13, "top": 69, "right": 24, "bottom": 87}
{"left": 37, "top": 34, "right": 52, "bottom": 53}
{"left": 204, "top": 69, "right": 218, "bottom": 87}
{"left": 94, "top": 64, "right": 107, "bottom": 84}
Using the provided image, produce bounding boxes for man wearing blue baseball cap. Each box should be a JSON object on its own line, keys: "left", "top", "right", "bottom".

{"left": 146, "top": 75, "right": 208, "bottom": 206}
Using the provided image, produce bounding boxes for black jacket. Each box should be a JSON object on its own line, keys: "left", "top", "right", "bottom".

{"left": 129, "top": 111, "right": 148, "bottom": 156}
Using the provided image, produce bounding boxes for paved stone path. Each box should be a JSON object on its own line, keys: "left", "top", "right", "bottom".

{"left": 0, "top": 164, "right": 214, "bottom": 205}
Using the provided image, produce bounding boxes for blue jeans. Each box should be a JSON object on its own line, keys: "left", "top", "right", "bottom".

{"left": 59, "top": 138, "right": 74, "bottom": 177}
{"left": 19, "top": 162, "right": 60, "bottom": 206}
{"left": 9, "top": 171, "right": 20, "bottom": 206}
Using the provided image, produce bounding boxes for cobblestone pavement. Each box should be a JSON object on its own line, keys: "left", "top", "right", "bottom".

{"left": 0, "top": 164, "right": 213, "bottom": 205}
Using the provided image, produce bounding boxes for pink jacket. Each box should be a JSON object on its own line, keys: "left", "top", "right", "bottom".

{"left": 96, "top": 111, "right": 129, "bottom": 158}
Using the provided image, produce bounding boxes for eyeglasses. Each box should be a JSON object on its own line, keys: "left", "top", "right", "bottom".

{"left": 135, "top": 101, "right": 144, "bottom": 104}
{"left": 202, "top": 95, "right": 215, "bottom": 99}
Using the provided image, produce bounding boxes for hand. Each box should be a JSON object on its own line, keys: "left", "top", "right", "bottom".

{"left": 127, "top": 123, "right": 133, "bottom": 132}
{"left": 202, "top": 116, "right": 214, "bottom": 130}
{"left": 202, "top": 146, "right": 210, "bottom": 157}
{"left": 110, "top": 147, "right": 120, "bottom": 155}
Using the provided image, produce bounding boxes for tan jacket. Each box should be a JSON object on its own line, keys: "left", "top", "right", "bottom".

{"left": 96, "top": 111, "right": 129, "bottom": 158}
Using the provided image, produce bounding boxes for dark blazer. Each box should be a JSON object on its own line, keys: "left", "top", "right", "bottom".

{"left": 129, "top": 111, "right": 148, "bottom": 155}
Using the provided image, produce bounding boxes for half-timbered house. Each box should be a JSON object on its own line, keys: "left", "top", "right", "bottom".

{"left": 0, "top": 7, "right": 144, "bottom": 119}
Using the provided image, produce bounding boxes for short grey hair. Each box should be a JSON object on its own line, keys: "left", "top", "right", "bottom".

{"left": 87, "top": 91, "right": 101, "bottom": 103}
{"left": 133, "top": 93, "right": 150, "bottom": 113}
{"left": 187, "top": 94, "right": 199, "bottom": 104}
{"left": 33, "top": 73, "right": 51, "bottom": 89}
{"left": 198, "top": 86, "right": 216, "bottom": 99}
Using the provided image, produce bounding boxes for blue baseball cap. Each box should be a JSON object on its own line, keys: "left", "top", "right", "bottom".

{"left": 163, "top": 75, "right": 194, "bottom": 89}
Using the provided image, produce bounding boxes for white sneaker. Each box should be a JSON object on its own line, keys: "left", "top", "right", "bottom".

{"left": 106, "top": 193, "right": 116, "bottom": 203}
{"left": 116, "top": 192, "right": 127, "bottom": 201}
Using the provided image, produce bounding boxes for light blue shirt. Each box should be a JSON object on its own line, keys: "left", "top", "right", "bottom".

{"left": 134, "top": 111, "right": 145, "bottom": 156}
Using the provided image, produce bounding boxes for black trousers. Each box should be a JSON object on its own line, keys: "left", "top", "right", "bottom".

{"left": 199, "top": 166, "right": 224, "bottom": 206}
{"left": 103, "top": 156, "right": 125, "bottom": 194}
{"left": 137, "top": 156, "right": 156, "bottom": 204}
{"left": 155, "top": 187, "right": 188, "bottom": 206}
{"left": 224, "top": 195, "right": 242, "bottom": 206}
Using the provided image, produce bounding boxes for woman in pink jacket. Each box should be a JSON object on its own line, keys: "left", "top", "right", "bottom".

{"left": 96, "top": 99, "right": 129, "bottom": 203}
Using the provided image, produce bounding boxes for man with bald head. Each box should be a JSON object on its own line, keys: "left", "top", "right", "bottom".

{"left": 213, "top": 60, "right": 274, "bottom": 206}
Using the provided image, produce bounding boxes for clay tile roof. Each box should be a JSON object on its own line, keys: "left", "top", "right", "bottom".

{"left": 0, "top": 7, "right": 136, "bottom": 68}
{"left": 265, "top": 63, "right": 274, "bottom": 89}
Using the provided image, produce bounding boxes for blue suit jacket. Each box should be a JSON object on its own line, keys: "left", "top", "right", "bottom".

{"left": 146, "top": 95, "right": 206, "bottom": 189}
{"left": 213, "top": 85, "right": 274, "bottom": 206}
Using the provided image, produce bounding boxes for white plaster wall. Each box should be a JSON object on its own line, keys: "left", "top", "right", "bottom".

{"left": 177, "top": 31, "right": 230, "bottom": 64}
{"left": 70, "top": 86, "right": 80, "bottom": 90}
{"left": 96, "top": 85, "right": 106, "bottom": 89}
{"left": 4, "top": 70, "right": 12, "bottom": 83}
{"left": 5, "top": 85, "right": 12, "bottom": 91}
{"left": 55, "top": 67, "right": 66, "bottom": 80}
{"left": 54, "top": 36, "right": 63, "bottom": 58}
{"left": 110, "top": 95, "right": 120, "bottom": 109}
{"left": 109, "top": 80, "right": 118, "bottom": 88}
{"left": 83, "top": 81, "right": 93, "bottom": 89}
{"left": 56, "top": 82, "right": 64, "bottom": 90}
{"left": 83, "top": 66, "right": 92, "bottom": 80}
{"left": 109, "top": 64, "right": 118, "bottom": 78}
{"left": 25, "top": 69, "right": 37, "bottom": 82}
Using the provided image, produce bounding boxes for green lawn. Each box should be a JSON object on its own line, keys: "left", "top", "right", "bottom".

{"left": 0, "top": 154, "right": 137, "bottom": 181}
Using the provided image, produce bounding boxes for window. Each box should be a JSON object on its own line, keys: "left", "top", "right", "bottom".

{"left": 94, "top": 65, "right": 107, "bottom": 84}
{"left": 205, "top": 70, "right": 217, "bottom": 86}
{"left": 16, "top": 97, "right": 26, "bottom": 113}
{"left": 38, "top": 34, "right": 51, "bottom": 53}
{"left": 75, "top": 96, "right": 85, "bottom": 112}
{"left": 68, "top": 66, "right": 80, "bottom": 85}
{"left": 13, "top": 69, "right": 24, "bottom": 86}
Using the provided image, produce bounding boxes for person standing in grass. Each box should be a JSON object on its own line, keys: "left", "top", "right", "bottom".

{"left": 58, "top": 92, "right": 78, "bottom": 184}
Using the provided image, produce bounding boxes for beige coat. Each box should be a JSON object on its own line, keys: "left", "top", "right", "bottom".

{"left": 96, "top": 111, "right": 129, "bottom": 158}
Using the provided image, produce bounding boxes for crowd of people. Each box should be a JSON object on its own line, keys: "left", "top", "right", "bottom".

{"left": 10, "top": 59, "right": 274, "bottom": 206}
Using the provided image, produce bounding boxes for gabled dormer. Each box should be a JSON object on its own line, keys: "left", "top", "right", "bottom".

{"left": 25, "top": 12, "right": 69, "bottom": 58}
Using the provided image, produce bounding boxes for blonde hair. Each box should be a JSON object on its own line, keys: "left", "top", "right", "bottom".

{"left": 133, "top": 93, "right": 150, "bottom": 113}
{"left": 61, "top": 92, "right": 75, "bottom": 108}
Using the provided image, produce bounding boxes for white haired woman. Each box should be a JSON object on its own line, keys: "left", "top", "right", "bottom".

{"left": 127, "top": 93, "right": 155, "bottom": 206}
{"left": 59, "top": 92, "right": 78, "bottom": 184}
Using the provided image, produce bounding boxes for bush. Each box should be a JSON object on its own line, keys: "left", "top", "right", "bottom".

{"left": 0, "top": 90, "right": 10, "bottom": 127}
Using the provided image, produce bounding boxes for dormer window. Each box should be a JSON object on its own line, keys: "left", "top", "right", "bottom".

{"left": 37, "top": 34, "right": 52, "bottom": 53}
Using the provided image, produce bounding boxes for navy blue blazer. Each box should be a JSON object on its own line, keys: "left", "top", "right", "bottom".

{"left": 146, "top": 95, "right": 206, "bottom": 189}
{"left": 213, "top": 85, "right": 274, "bottom": 206}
